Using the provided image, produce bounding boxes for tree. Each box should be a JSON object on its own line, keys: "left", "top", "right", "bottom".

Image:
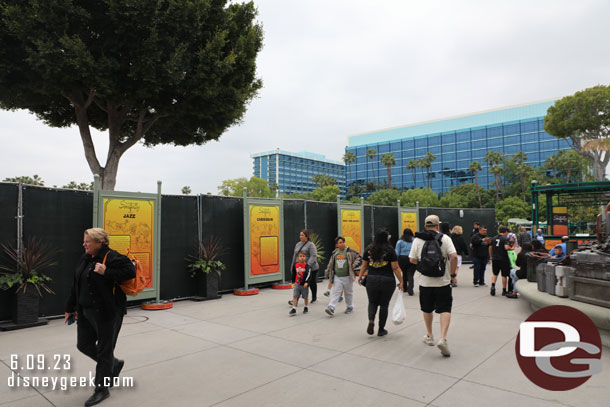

{"left": 312, "top": 185, "right": 340, "bottom": 202}
{"left": 346, "top": 181, "right": 365, "bottom": 200}
{"left": 506, "top": 152, "right": 532, "bottom": 201}
{"left": 181, "top": 186, "right": 192, "bottom": 195}
{"left": 284, "top": 192, "right": 312, "bottom": 200}
{"left": 419, "top": 152, "right": 436, "bottom": 188}
{"left": 3, "top": 175, "right": 44, "bottom": 186}
{"left": 311, "top": 174, "right": 337, "bottom": 188}
{"left": 468, "top": 161, "right": 483, "bottom": 207}
{"left": 63, "top": 181, "right": 94, "bottom": 190}
{"left": 439, "top": 183, "right": 494, "bottom": 209}
{"left": 0, "top": 1, "right": 263, "bottom": 190}
{"left": 400, "top": 188, "right": 440, "bottom": 207}
{"left": 379, "top": 153, "right": 396, "bottom": 189}
{"left": 218, "top": 177, "right": 274, "bottom": 198}
{"left": 556, "top": 149, "right": 590, "bottom": 183}
{"left": 545, "top": 154, "right": 558, "bottom": 179}
{"left": 366, "top": 189, "right": 401, "bottom": 206}
{"left": 484, "top": 151, "right": 504, "bottom": 201}
{"left": 366, "top": 148, "right": 378, "bottom": 183}
{"left": 407, "top": 160, "right": 418, "bottom": 188}
{"left": 343, "top": 151, "right": 356, "bottom": 183}
{"left": 544, "top": 85, "right": 610, "bottom": 181}
{"left": 495, "top": 196, "right": 530, "bottom": 224}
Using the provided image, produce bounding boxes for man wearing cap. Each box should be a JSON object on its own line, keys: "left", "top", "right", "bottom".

{"left": 409, "top": 215, "right": 458, "bottom": 357}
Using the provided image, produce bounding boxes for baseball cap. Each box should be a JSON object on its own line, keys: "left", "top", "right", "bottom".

{"left": 425, "top": 215, "right": 440, "bottom": 226}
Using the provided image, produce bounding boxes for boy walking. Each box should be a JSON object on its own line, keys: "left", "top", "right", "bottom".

{"left": 325, "top": 236, "right": 362, "bottom": 316}
{"left": 290, "top": 251, "right": 311, "bottom": 316}
{"left": 489, "top": 226, "right": 512, "bottom": 296}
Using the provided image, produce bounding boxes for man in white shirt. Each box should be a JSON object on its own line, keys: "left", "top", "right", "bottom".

{"left": 409, "top": 215, "right": 458, "bottom": 357}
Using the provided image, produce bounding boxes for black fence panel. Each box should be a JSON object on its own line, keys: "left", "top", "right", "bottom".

{"left": 200, "top": 195, "right": 244, "bottom": 291}
{"left": 283, "top": 200, "right": 305, "bottom": 281}
{"left": 371, "top": 205, "right": 399, "bottom": 248}
{"left": 21, "top": 186, "right": 93, "bottom": 318}
{"left": 0, "top": 183, "right": 18, "bottom": 320}
{"left": 305, "top": 201, "right": 337, "bottom": 274}
{"left": 160, "top": 195, "right": 198, "bottom": 299}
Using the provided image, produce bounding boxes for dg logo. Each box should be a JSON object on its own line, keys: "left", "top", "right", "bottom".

{"left": 516, "top": 305, "right": 603, "bottom": 391}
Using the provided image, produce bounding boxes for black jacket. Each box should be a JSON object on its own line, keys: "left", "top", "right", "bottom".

{"left": 470, "top": 233, "right": 490, "bottom": 258}
{"left": 66, "top": 245, "right": 136, "bottom": 321}
{"left": 450, "top": 233, "right": 469, "bottom": 256}
{"left": 291, "top": 262, "right": 312, "bottom": 286}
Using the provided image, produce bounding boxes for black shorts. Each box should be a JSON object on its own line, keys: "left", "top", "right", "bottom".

{"left": 419, "top": 285, "right": 452, "bottom": 314}
{"left": 492, "top": 260, "right": 511, "bottom": 277}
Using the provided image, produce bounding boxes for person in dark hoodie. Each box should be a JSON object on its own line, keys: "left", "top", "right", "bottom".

{"left": 409, "top": 215, "right": 458, "bottom": 357}
{"left": 65, "top": 228, "right": 135, "bottom": 407}
{"left": 449, "top": 225, "right": 468, "bottom": 287}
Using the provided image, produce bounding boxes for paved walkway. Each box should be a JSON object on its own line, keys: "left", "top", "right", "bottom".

{"left": 1, "top": 265, "right": 608, "bottom": 407}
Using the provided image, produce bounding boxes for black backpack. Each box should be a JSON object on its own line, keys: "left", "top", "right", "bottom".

{"left": 417, "top": 233, "right": 446, "bottom": 277}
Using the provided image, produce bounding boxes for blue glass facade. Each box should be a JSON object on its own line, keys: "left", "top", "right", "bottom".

{"left": 252, "top": 150, "right": 345, "bottom": 195}
{"left": 346, "top": 100, "right": 570, "bottom": 195}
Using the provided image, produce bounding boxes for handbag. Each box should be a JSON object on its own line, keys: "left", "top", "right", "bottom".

{"left": 392, "top": 289, "right": 406, "bottom": 325}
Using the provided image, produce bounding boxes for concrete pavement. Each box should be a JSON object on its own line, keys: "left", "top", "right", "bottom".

{"left": 1, "top": 264, "right": 609, "bottom": 407}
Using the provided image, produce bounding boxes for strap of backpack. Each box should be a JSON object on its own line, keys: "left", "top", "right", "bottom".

{"left": 102, "top": 252, "right": 109, "bottom": 265}
{"left": 435, "top": 233, "right": 443, "bottom": 245}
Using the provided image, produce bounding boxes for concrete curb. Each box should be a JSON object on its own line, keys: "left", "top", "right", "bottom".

{"left": 517, "top": 280, "right": 610, "bottom": 348}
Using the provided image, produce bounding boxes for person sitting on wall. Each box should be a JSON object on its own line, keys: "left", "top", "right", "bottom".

{"left": 551, "top": 245, "right": 566, "bottom": 260}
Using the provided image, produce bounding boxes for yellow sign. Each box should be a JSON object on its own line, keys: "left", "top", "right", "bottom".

{"left": 249, "top": 205, "right": 280, "bottom": 276}
{"left": 103, "top": 198, "right": 154, "bottom": 289}
{"left": 401, "top": 212, "right": 418, "bottom": 233}
{"left": 341, "top": 209, "right": 362, "bottom": 252}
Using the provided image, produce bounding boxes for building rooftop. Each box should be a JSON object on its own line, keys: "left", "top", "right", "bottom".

{"left": 348, "top": 98, "right": 558, "bottom": 147}
{"left": 251, "top": 149, "right": 344, "bottom": 166}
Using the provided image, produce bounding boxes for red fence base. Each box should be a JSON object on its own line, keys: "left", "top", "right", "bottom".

{"left": 234, "top": 288, "right": 259, "bottom": 296}
{"left": 141, "top": 300, "right": 174, "bottom": 310}
{"left": 272, "top": 283, "right": 293, "bottom": 289}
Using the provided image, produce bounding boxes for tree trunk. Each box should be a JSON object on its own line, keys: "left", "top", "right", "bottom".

{"left": 412, "top": 169, "right": 416, "bottom": 188}
{"left": 567, "top": 166, "right": 572, "bottom": 183}
{"left": 475, "top": 172, "right": 482, "bottom": 208}
{"left": 387, "top": 165, "right": 392, "bottom": 189}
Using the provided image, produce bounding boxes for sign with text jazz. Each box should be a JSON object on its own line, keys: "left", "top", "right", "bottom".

{"left": 341, "top": 209, "right": 362, "bottom": 253}
{"left": 102, "top": 198, "right": 153, "bottom": 289}
{"left": 401, "top": 211, "right": 418, "bottom": 233}
{"left": 249, "top": 205, "right": 280, "bottom": 276}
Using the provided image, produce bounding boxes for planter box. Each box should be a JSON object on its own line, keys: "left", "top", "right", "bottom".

{"left": 536, "top": 263, "right": 546, "bottom": 292}
{"left": 12, "top": 284, "right": 40, "bottom": 325}
{"left": 568, "top": 276, "right": 610, "bottom": 309}
{"left": 544, "top": 264, "right": 557, "bottom": 296}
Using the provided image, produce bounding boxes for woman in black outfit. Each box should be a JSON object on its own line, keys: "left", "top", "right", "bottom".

{"left": 357, "top": 229, "right": 403, "bottom": 337}
{"left": 395, "top": 228, "right": 416, "bottom": 295}
{"left": 449, "top": 226, "right": 469, "bottom": 287}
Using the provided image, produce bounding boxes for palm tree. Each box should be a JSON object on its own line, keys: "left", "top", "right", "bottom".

{"left": 484, "top": 151, "right": 504, "bottom": 201}
{"left": 419, "top": 158, "right": 431, "bottom": 188}
{"left": 366, "top": 148, "right": 378, "bottom": 184}
{"left": 407, "top": 159, "right": 418, "bottom": 188}
{"left": 511, "top": 151, "right": 529, "bottom": 201}
{"left": 380, "top": 153, "right": 396, "bottom": 189}
{"left": 343, "top": 151, "right": 356, "bottom": 184}
{"left": 545, "top": 154, "right": 558, "bottom": 179}
{"left": 422, "top": 152, "right": 436, "bottom": 188}
{"left": 468, "top": 160, "right": 483, "bottom": 208}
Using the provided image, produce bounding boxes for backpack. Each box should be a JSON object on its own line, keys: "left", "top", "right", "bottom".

{"left": 104, "top": 249, "right": 148, "bottom": 297}
{"left": 417, "top": 233, "right": 446, "bottom": 277}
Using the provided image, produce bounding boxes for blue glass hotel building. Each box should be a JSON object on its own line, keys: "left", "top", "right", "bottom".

{"left": 346, "top": 99, "right": 570, "bottom": 195}
{"left": 251, "top": 149, "right": 345, "bottom": 195}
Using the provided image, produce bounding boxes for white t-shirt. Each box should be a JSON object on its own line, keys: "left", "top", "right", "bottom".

{"left": 409, "top": 233, "right": 456, "bottom": 287}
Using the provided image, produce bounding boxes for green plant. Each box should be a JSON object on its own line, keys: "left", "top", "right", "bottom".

{"left": 187, "top": 236, "right": 226, "bottom": 278}
{"left": 308, "top": 232, "right": 326, "bottom": 265}
{"left": 0, "top": 237, "right": 57, "bottom": 295}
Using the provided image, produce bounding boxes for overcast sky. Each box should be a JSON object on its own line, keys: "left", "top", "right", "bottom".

{"left": 1, "top": 0, "right": 609, "bottom": 194}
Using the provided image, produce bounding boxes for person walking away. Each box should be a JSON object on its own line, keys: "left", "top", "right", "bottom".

{"left": 289, "top": 251, "right": 312, "bottom": 315}
{"left": 65, "top": 228, "right": 135, "bottom": 407}
{"left": 325, "top": 236, "right": 362, "bottom": 316}
{"left": 409, "top": 215, "right": 458, "bottom": 357}
{"left": 518, "top": 226, "right": 532, "bottom": 247}
{"left": 489, "top": 226, "right": 512, "bottom": 296}
{"left": 396, "top": 228, "right": 416, "bottom": 295}
{"left": 449, "top": 226, "right": 468, "bottom": 287}
{"left": 357, "top": 229, "right": 403, "bottom": 337}
{"left": 470, "top": 225, "right": 490, "bottom": 287}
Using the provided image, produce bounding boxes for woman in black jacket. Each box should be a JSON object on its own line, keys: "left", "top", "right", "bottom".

{"left": 65, "top": 228, "right": 135, "bottom": 407}
{"left": 449, "top": 226, "right": 468, "bottom": 287}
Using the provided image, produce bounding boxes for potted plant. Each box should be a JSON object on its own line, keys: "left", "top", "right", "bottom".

{"left": 187, "top": 236, "right": 226, "bottom": 301}
{"left": 0, "top": 237, "right": 57, "bottom": 328}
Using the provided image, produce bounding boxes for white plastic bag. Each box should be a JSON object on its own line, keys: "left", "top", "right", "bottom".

{"left": 392, "top": 291, "right": 406, "bottom": 325}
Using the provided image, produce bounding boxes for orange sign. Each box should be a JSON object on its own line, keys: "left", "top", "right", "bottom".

{"left": 341, "top": 209, "right": 362, "bottom": 252}
{"left": 103, "top": 198, "right": 153, "bottom": 289}
{"left": 401, "top": 212, "right": 418, "bottom": 233}
{"left": 249, "top": 205, "right": 280, "bottom": 276}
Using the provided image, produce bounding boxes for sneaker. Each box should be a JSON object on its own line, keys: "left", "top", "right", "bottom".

{"left": 378, "top": 328, "right": 388, "bottom": 337}
{"left": 506, "top": 292, "right": 518, "bottom": 299}
{"left": 303, "top": 306, "right": 309, "bottom": 313}
{"left": 490, "top": 286, "right": 496, "bottom": 296}
{"left": 502, "top": 290, "right": 507, "bottom": 296}
{"left": 367, "top": 321, "right": 374, "bottom": 335}
{"left": 338, "top": 296, "right": 344, "bottom": 303}
{"left": 325, "top": 307, "right": 334, "bottom": 316}
{"left": 288, "top": 300, "right": 293, "bottom": 306}
{"left": 323, "top": 290, "right": 330, "bottom": 297}
{"left": 408, "top": 291, "right": 414, "bottom": 296}
{"left": 289, "top": 308, "right": 296, "bottom": 316}
{"left": 480, "top": 283, "right": 487, "bottom": 287}
{"left": 344, "top": 307, "right": 353, "bottom": 314}
{"left": 311, "top": 298, "right": 317, "bottom": 304}
{"left": 473, "top": 283, "right": 479, "bottom": 287}
{"left": 423, "top": 334, "right": 435, "bottom": 346}
{"left": 437, "top": 338, "right": 451, "bottom": 357}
